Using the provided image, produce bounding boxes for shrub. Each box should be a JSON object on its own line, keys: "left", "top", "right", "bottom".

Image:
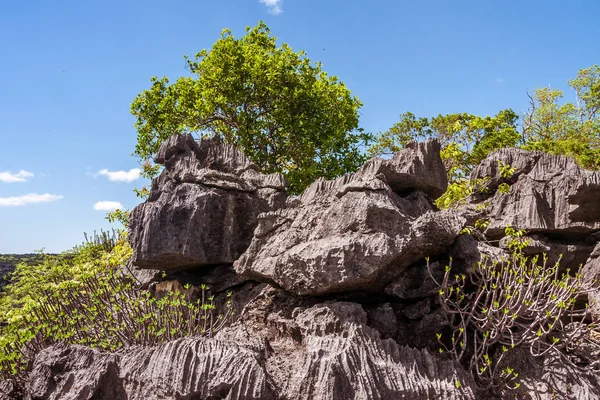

{"left": 428, "top": 228, "right": 599, "bottom": 389}
{"left": 0, "top": 237, "right": 233, "bottom": 379}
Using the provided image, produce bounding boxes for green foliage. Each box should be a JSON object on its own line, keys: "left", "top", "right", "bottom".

{"left": 81, "top": 229, "right": 120, "bottom": 253}
{"left": 0, "top": 240, "right": 128, "bottom": 375}
{"left": 1, "top": 253, "right": 53, "bottom": 289}
{"left": 371, "top": 65, "right": 599, "bottom": 196}
{"left": 497, "top": 160, "right": 516, "bottom": 179}
{"left": 429, "top": 227, "right": 598, "bottom": 390}
{"left": 523, "top": 65, "right": 600, "bottom": 170}
{"left": 497, "top": 183, "right": 511, "bottom": 194}
{"left": 435, "top": 158, "right": 516, "bottom": 210}
{"left": 0, "top": 253, "right": 50, "bottom": 268}
{"left": 106, "top": 209, "right": 131, "bottom": 228}
{"left": 369, "top": 110, "right": 520, "bottom": 182}
{"left": 435, "top": 176, "right": 490, "bottom": 209}
{"left": 131, "top": 22, "right": 371, "bottom": 194}
{"left": 0, "top": 238, "right": 233, "bottom": 378}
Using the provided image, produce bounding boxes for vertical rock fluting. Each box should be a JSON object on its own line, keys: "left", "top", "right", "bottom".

{"left": 24, "top": 288, "right": 477, "bottom": 400}
{"left": 471, "top": 148, "right": 600, "bottom": 236}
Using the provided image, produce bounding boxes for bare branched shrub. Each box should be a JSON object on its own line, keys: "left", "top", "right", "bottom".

{"left": 1, "top": 270, "right": 234, "bottom": 378}
{"left": 428, "top": 228, "right": 599, "bottom": 390}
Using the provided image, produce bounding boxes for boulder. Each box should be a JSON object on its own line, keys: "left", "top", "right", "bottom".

{"left": 129, "top": 134, "right": 287, "bottom": 271}
{"left": 470, "top": 148, "right": 600, "bottom": 237}
{"left": 28, "top": 345, "right": 124, "bottom": 400}
{"left": 27, "top": 338, "right": 273, "bottom": 400}
{"left": 10, "top": 141, "right": 600, "bottom": 400}
{"left": 235, "top": 140, "right": 464, "bottom": 295}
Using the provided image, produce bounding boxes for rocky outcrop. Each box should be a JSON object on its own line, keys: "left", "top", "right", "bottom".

{"left": 6, "top": 138, "right": 600, "bottom": 400}
{"left": 469, "top": 148, "right": 600, "bottom": 274}
{"left": 24, "top": 285, "right": 600, "bottom": 400}
{"left": 471, "top": 148, "right": 600, "bottom": 237}
{"left": 235, "top": 139, "right": 463, "bottom": 295}
{"left": 129, "top": 134, "right": 287, "bottom": 271}
{"left": 25, "top": 287, "right": 475, "bottom": 400}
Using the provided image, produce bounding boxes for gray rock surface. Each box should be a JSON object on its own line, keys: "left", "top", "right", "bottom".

{"left": 471, "top": 148, "right": 600, "bottom": 237}
{"left": 24, "top": 285, "right": 600, "bottom": 400}
{"left": 5, "top": 143, "right": 600, "bottom": 400}
{"left": 235, "top": 140, "right": 463, "bottom": 295}
{"left": 582, "top": 244, "right": 600, "bottom": 320}
{"left": 501, "top": 347, "right": 600, "bottom": 400}
{"left": 26, "top": 286, "right": 475, "bottom": 400}
{"left": 129, "top": 134, "right": 287, "bottom": 271}
{"left": 28, "top": 345, "right": 124, "bottom": 400}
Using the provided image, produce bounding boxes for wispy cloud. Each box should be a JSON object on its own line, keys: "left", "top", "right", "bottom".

{"left": 97, "top": 168, "right": 141, "bottom": 183}
{"left": 0, "top": 170, "right": 34, "bottom": 183}
{"left": 495, "top": 78, "right": 504, "bottom": 84}
{"left": 93, "top": 201, "right": 123, "bottom": 212}
{"left": 0, "top": 193, "right": 63, "bottom": 207}
{"left": 260, "top": 0, "right": 283, "bottom": 14}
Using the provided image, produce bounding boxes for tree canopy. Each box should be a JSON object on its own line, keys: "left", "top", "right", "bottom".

{"left": 131, "top": 22, "right": 370, "bottom": 194}
{"left": 369, "top": 65, "right": 600, "bottom": 181}
{"left": 368, "top": 110, "right": 520, "bottom": 182}
{"left": 521, "top": 65, "right": 600, "bottom": 169}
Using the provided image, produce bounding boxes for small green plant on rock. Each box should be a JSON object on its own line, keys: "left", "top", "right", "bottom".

{"left": 436, "top": 177, "right": 491, "bottom": 209}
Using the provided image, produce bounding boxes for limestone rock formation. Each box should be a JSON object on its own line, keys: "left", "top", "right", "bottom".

{"left": 234, "top": 139, "right": 464, "bottom": 295}
{"left": 471, "top": 148, "right": 600, "bottom": 237}
{"left": 129, "top": 134, "right": 287, "bottom": 271}
{"left": 466, "top": 148, "right": 600, "bottom": 278}
{"left": 3, "top": 139, "right": 600, "bottom": 400}
{"left": 24, "top": 287, "right": 475, "bottom": 400}
{"left": 22, "top": 285, "right": 600, "bottom": 400}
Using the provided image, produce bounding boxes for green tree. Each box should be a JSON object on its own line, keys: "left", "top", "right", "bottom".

{"left": 132, "top": 22, "right": 370, "bottom": 194}
{"left": 522, "top": 65, "right": 600, "bottom": 169}
{"left": 370, "top": 65, "right": 600, "bottom": 188}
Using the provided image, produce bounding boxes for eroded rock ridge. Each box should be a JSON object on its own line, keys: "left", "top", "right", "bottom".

{"left": 5, "top": 135, "right": 600, "bottom": 400}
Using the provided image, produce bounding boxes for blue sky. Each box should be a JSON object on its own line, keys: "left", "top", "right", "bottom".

{"left": 0, "top": 0, "right": 598, "bottom": 253}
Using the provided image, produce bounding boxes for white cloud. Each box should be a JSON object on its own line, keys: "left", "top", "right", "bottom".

{"left": 0, "top": 193, "right": 63, "bottom": 207}
{"left": 0, "top": 170, "right": 34, "bottom": 183}
{"left": 260, "top": 0, "right": 283, "bottom": 14}
{"left": 97, "top": 168, "right": 141, "bottom": 183}
{"left": 93, "top": 201, "right": 123, "bottom": 212}
{"left": 495, "top": 78, "right": 505, "bottom": 84}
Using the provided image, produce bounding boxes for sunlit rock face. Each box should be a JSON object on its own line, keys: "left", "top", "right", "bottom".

{"left": 471, "top": 148, "right": 600, "bottom": 236}
{"left": 15, "top": 137, "right": 600, "bottom": 400}
{"left": 234, "top": 139, "right": 464, "bottom": 295}
{"left": 129, "top": 134, "right": 287, "bottom": 271}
